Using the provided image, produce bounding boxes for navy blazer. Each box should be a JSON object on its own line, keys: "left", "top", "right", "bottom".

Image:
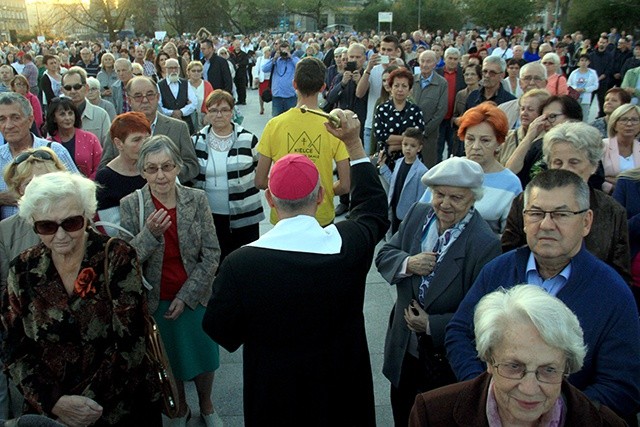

{"left": 613, "top": 176, "right": 640, "bottom": 258}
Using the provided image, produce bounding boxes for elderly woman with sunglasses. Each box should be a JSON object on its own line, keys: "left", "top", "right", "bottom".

{"left": 1, "top": 171, "right": 161, "bottom": 427}
{"left": 119, "top": 136, "right": 222, "bottom": 427}
{"left": 409, "top": 285, "right": 626, "bottom": 426}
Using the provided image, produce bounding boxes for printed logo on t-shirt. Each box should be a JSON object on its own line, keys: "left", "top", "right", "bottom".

{"left": 288, "top": 131, "right": 321, "bottom": 159}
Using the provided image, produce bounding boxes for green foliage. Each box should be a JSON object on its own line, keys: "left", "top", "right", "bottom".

{"left": 464, "top": 0, "right": 537, "bottom": 28}
{"left": 354, "top": 0, "right": 462, "bottom": 33}
{"left": 566, "top": 0, "right": 640, "bottom": 37}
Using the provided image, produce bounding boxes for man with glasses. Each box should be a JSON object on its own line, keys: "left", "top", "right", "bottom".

{"left": 446, "top": 169, "right": 640, "bottom": 421}
{"left": 61, "top": 67, "right": 111, "bottom": 146}
{"left": 465, "top": 56, "right": 515, "bottom": 111}
{"left": 98, "top": 76, "right": 198, "bottom": 184}
{"left": 499, "top": 62, "right": 548, "bottom": 129}
{"left": 0, "top": 92, "right": 78, "bottom": 219}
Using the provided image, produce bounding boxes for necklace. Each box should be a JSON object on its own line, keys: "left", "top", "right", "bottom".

{"left": 207, "top": 128, "right": 234, "bottom": 152}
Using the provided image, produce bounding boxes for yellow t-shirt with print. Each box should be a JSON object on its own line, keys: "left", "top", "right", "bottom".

{"left": 257, "top": 108, "right": 349, "bottom": 226}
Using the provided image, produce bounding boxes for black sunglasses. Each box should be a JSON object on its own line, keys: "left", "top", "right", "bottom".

{"left": 33, "top": 215, "right": 85, "bottom": 235}
{"left": 14, "top": 150, "right": 54, "bottom": 165}
{"left": 63, "top": 83, "right": 84, "bottom": 91}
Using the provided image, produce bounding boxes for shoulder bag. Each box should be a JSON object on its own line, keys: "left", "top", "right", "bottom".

{"left": 260, "top": 61, "right": 276, "bottom": 103}
{"left": 103, "top": 237, "right": 180, "bottom": 419}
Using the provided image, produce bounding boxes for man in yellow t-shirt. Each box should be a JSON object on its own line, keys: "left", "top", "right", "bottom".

{"left": 255, "top": 57, "right": 351, "bottom": 226}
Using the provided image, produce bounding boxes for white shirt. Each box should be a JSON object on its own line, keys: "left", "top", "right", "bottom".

{"left": 158, "top": 80, "right": 198, "bottom": 117}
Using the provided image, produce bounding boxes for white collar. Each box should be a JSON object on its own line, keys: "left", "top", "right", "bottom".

{"left": 247, "top": 215, "right": 342, "bottom": 254}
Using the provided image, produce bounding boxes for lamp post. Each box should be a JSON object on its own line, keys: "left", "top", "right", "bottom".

{"left": 418, "top": 0, "right": 421, "bottom": 30}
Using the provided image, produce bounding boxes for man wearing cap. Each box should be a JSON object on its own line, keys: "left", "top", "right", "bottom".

{"left": 255, "top": 57, "right": 351, "bottom": 227}
{"left": 203, "top": 109, "right": 388, "bottom": 426}
{"left": 375, "top": 156, "right": 501, "bottom": 426}
{"left": 446, "top": 169, "right": 640, "bottom": 421}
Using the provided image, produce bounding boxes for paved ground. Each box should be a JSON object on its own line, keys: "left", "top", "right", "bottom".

{"left": 171, "top": 87, "right": 396, "bottom": 426}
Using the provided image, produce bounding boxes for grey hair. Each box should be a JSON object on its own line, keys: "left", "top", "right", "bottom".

{"left": 543, "top": 122, "right": 604, "bottom": 167}
{"left": 607, "top": 103, "right": 640, "bottom": 138}
{"left": 270, "top": 179, "right": 321, "bottom": 214}
{"left": 137, "top": 135, "right": 184, "bottom": 174}
{"left": 334, "top": 46, "right": 348, "bottom": 58}
{"left": 0, "top": 92, "right": 33, "bottom": 117}
{"left": 483, "top": 55, "right": 507, "bottom": 72}
{"left": 18, "top": 171, "right": 97, "bottom": 223}
{"left": 444, "top": 47, "right": 461, "bottom": 58}
{"left": 114, "top": 57, "right": 132, "bottom": 70}
{"left": 86, "top": 77, "right": 101, "bottom": 90}
{"left": 524, "top": 169, "right": 590, "bottom": 211}
{"left": 62, "top": 66, "right": 87, "bottom": 85}
{"left": 520, "top": 62, "right": 547, "bottom": 80}
{"left": 542, "top": 52, "right": 561, "bottom": 66}
{"left": 474, "top": 285, "right": 586, "bottom": 374}
{"left": 347, "top": 43, "right": 366, "bottom": 55}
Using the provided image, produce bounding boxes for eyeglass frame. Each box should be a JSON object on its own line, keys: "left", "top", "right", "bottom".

{"left": 617, "top": 117, "right": 640, "bottom": 125}
{"left": 14, "top": 149, "right": 55, "bottom": 165}
{"left": 143, "top": 163, "right": 177, "bottom": 174}
{"left": 208, "top": 108, "right": 232, "bottom": 116}
{"left": 492, "top": 362, "right": 567, "bottom": 384}
{"left": 32, "top": 214, "right": 86, "bottom": 235}
{"left": 62, "top": 83, "right": 84, "bottom": 91}
{"left": 544, "top": 112, "right": 565, "bottom": 123}
{"left": 523, "top": 208, "right": 588, "bottom": 223}
{"left": 129, "top": 91, "right": 158, "bottom": 102}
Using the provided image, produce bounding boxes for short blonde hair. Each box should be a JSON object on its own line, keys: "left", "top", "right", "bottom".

{"left": 608, "top": 103, "right": 640, "bottom": 137}
{"left": 3, "top": 147, "right": 66, "bottom": 193}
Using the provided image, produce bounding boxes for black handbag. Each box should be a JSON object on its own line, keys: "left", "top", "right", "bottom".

{"left": 416, "top": 333, "right": 456, "bottom": 390}
{"left": 261, "top": 62, "right": 276, "bottom": 103}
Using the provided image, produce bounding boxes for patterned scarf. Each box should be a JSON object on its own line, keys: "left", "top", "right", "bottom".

{"left": 418, "top": 207, "right": 475, "bottom": 306}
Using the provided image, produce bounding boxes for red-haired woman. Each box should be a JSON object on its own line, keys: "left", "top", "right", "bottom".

{"left": 94, "top": 112, "right": 151, "bottom": 235}
{"left": 458, "top": 102, "right": 522, "bottom": 233}
{"left": 373, "top": 67, "right": 425, "bottom": 170}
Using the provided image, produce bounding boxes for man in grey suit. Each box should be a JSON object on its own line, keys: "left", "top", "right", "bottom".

{"left": 413, "top": 50, "right": 448, "bottom": 168}
{"left": 110, "top": 58, "right": 134, "bottom": 115}
{"left": 98, "top": 76, "right": 199, "bottom": 184}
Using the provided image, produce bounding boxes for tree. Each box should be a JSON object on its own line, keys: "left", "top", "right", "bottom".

{"left": 57, "top": 0, "right": 132, "bottom": 41}
{"left": 464, "top": 0, "right": 539, "bottom": 28}
{"left": 566, "top": 0, "right": 640, "bottom": 38}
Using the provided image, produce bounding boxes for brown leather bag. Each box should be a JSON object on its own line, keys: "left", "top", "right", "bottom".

{"left": 104, "top": 238, "right": 180, "bottom": 419}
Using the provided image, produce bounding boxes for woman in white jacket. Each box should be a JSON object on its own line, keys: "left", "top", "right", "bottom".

{"left": 255, "top": 46, "right": 272, "bottom": 115}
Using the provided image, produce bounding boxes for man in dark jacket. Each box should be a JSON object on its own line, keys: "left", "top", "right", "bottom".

{"left": 589, "top": 37, "right": 614, "bottom": 117}
{"left": 201, "top": 39, "right": 233, "bottom": 94}
{"left": 230, "top": 39, "right": 249, "bottom": 104}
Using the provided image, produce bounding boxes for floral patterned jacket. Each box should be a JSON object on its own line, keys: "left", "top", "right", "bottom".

{"left": 1, "top": 228, "right": 155, "bottom": 425}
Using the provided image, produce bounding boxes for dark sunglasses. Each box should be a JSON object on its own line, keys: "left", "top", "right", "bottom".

{"left": 33, "top": 215, "right": 85, "bottom": 235}
{"left": 14, "top": 150, "right": 54, "bottom": 165}
{"left": 63, "top": 83, "right": 84, "bottom": 91}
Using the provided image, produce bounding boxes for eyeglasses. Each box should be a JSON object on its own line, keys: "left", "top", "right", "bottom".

{"left": 88, "top": 87, "right": 100, "bottom": 92}
{"left": 482, "top": 69, "right": 500, "bottom": 77}
{"left": 521, "top": 75, "right": 545, "bottom": 82}
{"left": 545, "top": 112, "right": 564, "bottom": 123}
{"left": 14, "top": 149, "right": 54, "bottom": 165}
{"left": 493, "top": 362, "right": 566, "bottom": 384}
{"left": 143, "top": 163, "right": 177, "bottom": 174}
{"left": 33, "top": 215, "right": 85, "bottom": 235}
{"left": 541, "top": 61, "right": 555, "bottom": 65}
{"left": 523, "top": 209, "right": 588, "bottom": 223}
{"left": 208, "top": 108, "right": 232, "bottom": 115}
{"left": 130, "top": 92, "right": 157, "bottom": 102}
{"left": 190, "top": 69, "right": 203, "bottom": 73}
{"left": 63, "top": 83, "right": 84, "bottom": 91}
{"left": 618, "top": 117, "right": 640, "bottom": 125}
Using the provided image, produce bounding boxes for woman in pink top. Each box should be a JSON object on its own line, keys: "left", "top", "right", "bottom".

{"left": 10, "top": 75, "right": 43, "bottom": 133}
{"left": 44, "top": 97, "right": 102, "bottom": 180}
{"left": 542, "top": 53, "right": 568, "bottom": 96}
{"left": 602, "top": 104, "right": 640, "bottom": 194}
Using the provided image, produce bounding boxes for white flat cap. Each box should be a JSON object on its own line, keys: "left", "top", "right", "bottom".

{"left": 421, "top": 157, "right": 484, "bottom": 188}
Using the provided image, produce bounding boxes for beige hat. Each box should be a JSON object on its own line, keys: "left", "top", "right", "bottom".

{"left": 421, "top": 157, "right": 484, "bottom": 188}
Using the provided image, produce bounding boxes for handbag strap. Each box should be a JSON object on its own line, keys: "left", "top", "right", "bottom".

{"left": 268, "top": 61, "right": 276, "bottom": 88}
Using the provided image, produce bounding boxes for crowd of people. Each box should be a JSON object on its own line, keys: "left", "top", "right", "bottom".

{"left": 0, "top": 23, "right": 637, "bottom": 427}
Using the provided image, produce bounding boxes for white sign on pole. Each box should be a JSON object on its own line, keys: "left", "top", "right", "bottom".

{"left": 378, "top": 12, "right": 393, "bottom": 23}
{"left": 155, "top": 31, "right": 167, "bottom": 41}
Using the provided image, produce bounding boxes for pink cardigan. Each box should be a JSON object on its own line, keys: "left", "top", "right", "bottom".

{"left": 602, "top": 136, "right": 640, "bottom": 194}
{"left": 25, "top": 92, "right": 43, "bottom": 131}
{"left": 49, "top": 129, "right": 103, "bottom": 180}
{"left": 546, "top": 73, "right": 568, "bottom": 96}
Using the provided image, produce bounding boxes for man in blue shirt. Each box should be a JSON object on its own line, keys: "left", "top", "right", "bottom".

{"left": 0, "top": 92, "right": 79, "bottom": 219}
{"left": 445, "top": 169, "right": 640, "bottom": 421}
{"left": 261, "top": 40, "right": 299, "bottom": 117}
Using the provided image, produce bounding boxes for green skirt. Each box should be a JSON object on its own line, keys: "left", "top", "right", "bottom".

{"left": 153, "top": 301, "right": 220, "bottom": 381}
